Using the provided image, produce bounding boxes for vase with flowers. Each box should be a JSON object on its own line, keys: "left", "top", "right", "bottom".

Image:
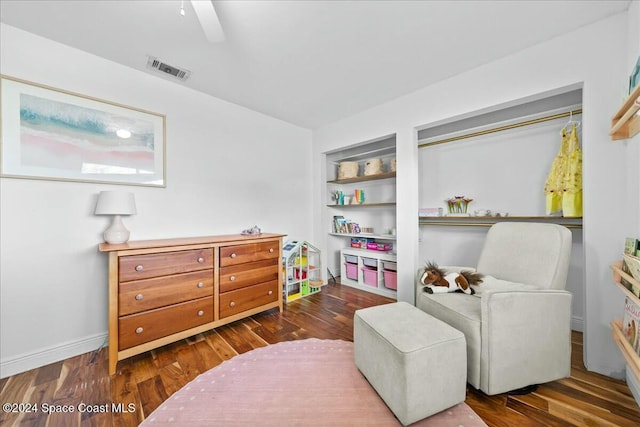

{"left": 445, "top": 196, "right": 473, "bottom": 216}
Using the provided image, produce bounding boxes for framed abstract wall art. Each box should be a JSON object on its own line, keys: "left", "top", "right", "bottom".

{"left": 0, "top": 75, "right": 166, "bottom": 187}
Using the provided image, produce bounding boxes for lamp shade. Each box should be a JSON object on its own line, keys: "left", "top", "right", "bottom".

{"left": 95, "top": 191, "right": 137, "bottom": 215}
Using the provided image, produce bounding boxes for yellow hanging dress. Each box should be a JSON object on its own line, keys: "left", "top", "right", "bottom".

{"left": 544, "top": 128, "right": 569, "bottom": 215}
{"left": 561, "top": 124, "right": 582, "bottom": 217}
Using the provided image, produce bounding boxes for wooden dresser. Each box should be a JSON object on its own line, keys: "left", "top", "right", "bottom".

{"left": 99, "top": 233, "right": 284, "bottom": 375}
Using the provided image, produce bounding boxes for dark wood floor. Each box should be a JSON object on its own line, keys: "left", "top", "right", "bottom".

{"left": 1, "top": 282, "right": 639, "bottom": 426}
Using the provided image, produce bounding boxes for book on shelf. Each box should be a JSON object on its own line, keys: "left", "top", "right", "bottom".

{"left": 333, "top": 215, "right": 360, "bottom": 234}
{"left": 625, "top": 237, "right": 640, "bottom": 256}
{"left": 621, "top": 237, "right": 640, "bottom": 297}
{"left": 622, "top": 297, "right": 640, "bottom": 356}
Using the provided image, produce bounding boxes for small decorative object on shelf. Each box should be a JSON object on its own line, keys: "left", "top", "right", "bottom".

{"left": 338, "top": 161, "right": 359, "bottom": 179}
{"left": 419, "top": 207, "right": 443, "bottom": 217}
{"left": 364, "top": 158, "right": 383, "bottom": 176}
{"left": 241, "top": 225, "right": 262, "bottom": 235}
{"left": 473, "top": 209, "right": 491, "bottom": 217}
{"left": 445, "top": 195, "right": 473, "bottom": 215}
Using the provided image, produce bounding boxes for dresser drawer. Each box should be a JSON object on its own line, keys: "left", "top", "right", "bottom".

{"left": 119, "top": 269, "right": 213, "bottom": 316}
{"left": 118, "top": 297, "right": 213, "bottom": 350}
{"left": 119, "top": 248, "right": 213, "bottom": 281}
{"left": 219, "top": 280, "right": 279, "bottom": 319}
{"left": 219, "top": 259, "right": 279, "bottom": 293}
{"left": 219, "top": 241, "right": 279, "bottom": 267}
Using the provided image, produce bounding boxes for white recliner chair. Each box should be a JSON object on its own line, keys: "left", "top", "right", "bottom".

{"left": 415, "top": 222, "right": 573, "bottom": 395}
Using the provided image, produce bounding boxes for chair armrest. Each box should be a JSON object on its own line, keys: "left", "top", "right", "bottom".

{"left": 480, "top": 289, "right": 572, "bottom": 394}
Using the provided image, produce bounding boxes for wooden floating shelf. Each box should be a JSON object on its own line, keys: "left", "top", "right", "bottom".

{"left": 610, "top": 84, "right": 640, "bottom": 140}
{"left": 418, "top": 215, "right": 583, "bottom": 228}
{"left": 610, "top": 261, "right": 640, "bottom": 300}
{"left": 611, "top": 319, "right": 640, "bottom": 382}
{"left": 327, "top": 171, "right": 396, "bottom": 184}
{"left": 610, "top": 261, "right": 640, "bottom": 384}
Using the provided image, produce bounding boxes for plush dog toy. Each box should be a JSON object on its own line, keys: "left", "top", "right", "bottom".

{"left": 420, "top": 261, "right": 484, "bottom": 295}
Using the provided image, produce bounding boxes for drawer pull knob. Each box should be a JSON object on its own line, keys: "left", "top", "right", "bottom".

{"left": 135, "top": 294, "right": 143, "bottom": 301}
{"left": 229, "top": 301, "right": 236, "bottom": 308}
{"left": 268, "top": 290, "right": 273, "bottom": 295}
{"left": 135, "top": 327, "right": 144, "bottom": 334}
{"left": 135, "top": 265, "right": 144, "bottom": 272}
{"left": 197, "top": 257, "right": 204, "bottom": 263}
{"left": 230, "top": 253, "right": 237, "bottom": 259}
{"left": 197, "top": 282, "right": 204, "bottom": 288}
{"left": 197, "top": 310, "right": 204, "bottom": 316}
{"left": 230, "top": 275, "right": 236, "bottom": 282}
{"left": 269, "top": 248, "right": 274, "bottom": 253}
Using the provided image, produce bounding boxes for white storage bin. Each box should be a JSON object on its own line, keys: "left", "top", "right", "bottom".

{"left": 363, "top": 257, "right": 378, "bottom": 268}
{"left": 344, "top": 254, "right": 358, "bottom": 264}
{"left": 382, "top": 261, "right": 397, "bottom": 271}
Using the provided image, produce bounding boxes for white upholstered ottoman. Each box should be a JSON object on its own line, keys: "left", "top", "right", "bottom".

{"left": 354, "top": 302, "right": 467, "bottom": 426}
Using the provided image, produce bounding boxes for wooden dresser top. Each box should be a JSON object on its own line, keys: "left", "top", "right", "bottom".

{"left": 98, "top": 233, "right": 286, "bottom": 252}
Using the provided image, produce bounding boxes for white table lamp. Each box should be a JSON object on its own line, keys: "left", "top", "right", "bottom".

{"left": 95, "top": 191, "right": 137, "bottom": 244}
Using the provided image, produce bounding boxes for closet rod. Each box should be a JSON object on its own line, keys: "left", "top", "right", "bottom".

{"left": 418, "top": 108, "right": 582, "bottom": 149}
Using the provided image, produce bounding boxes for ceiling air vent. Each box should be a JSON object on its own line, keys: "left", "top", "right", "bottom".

{"left": 146, "top": 56, "right": 191, "bottom": 82}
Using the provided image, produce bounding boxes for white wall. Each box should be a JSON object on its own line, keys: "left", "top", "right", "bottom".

{"left": 0, "top": 24, "right": 313, "bottom": 377}
{"left": 313, "top": 12, "right": 637, "bottom": 378}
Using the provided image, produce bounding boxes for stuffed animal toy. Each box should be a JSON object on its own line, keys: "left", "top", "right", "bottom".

{"left": 420, "top": 261, "right": 484, "bottom": 295}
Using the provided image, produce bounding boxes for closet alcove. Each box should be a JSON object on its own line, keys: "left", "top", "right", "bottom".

{"left": 417, "top": 86, "right": 585, "bottom": 332}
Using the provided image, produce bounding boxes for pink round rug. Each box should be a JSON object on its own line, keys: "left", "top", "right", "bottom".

{"left": 141, "top": 338, "right": 487, "bottom": 426}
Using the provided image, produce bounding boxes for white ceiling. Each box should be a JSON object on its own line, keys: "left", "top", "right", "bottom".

{"left": 0, "top": 0, "right": 631, "bottom": 129}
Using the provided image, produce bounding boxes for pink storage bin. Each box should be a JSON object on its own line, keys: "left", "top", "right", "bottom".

{"left": 361, "top": 266, "right": 378, "bottom": 287}
{"left": 383, "top": 269, "right": 397, "bottom": 290}
{"left": 345, "top": 263, "right": 358, "bottom": 280}
{"left": 366, "top": 242, "right": 393, "bottom": 252}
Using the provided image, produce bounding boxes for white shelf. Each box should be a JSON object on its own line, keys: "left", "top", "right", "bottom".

{"left": 325, "top": 135, "right": 397, "bottom": 290}
{"left": 341, "top": 248, "right": 397, "bottom": 299}
{"left": 329, "top": 232, "right": 396, "bottom": 241}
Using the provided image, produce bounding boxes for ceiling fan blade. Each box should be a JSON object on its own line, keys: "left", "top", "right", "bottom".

{"left": 190, "top": 0, "right": 225, "bottom": 43}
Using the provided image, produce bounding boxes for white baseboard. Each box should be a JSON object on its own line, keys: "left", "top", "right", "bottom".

{"left": 571, "top": 315, "right": 584, "bottom": 332}
{"left": 0, "top": 332, "right": 107, "bottom": 379}
{"left": 627, "top": 366, "right": 640, "bottom": 407}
